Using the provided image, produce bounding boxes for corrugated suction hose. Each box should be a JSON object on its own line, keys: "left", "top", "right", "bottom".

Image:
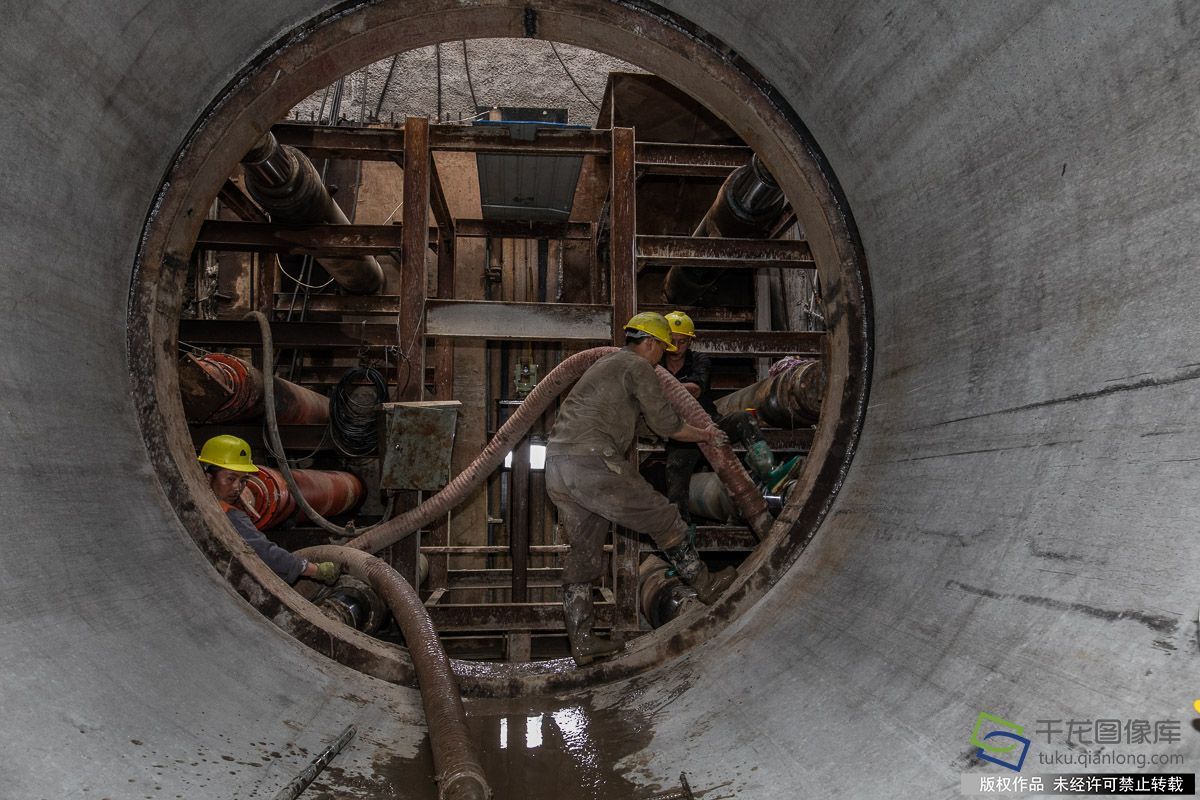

{"left": 346, "top": 345, "right": 772, "bottom": 554}
{"left": 297, "top": 545, "right": 490, "bottom": 800}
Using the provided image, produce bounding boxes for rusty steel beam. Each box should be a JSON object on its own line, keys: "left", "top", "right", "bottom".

{"left": 271, "top": 121, "right": 611, "bottom": 160}
{"left": 425, "top": 300, "right": 611, "bottom": 341}
{"left": 218, "top": 180, "right": 267, "bottom": 222}
{"left": 610, "top": 127, "right": 637, "bottom": 342}
{"left": 762, "top": 428, "right": 815, "bottom": 451}
{"left": 454, "top": 219, "right": 592, "bottom": 240}
{"left": 256, "top": 255, "right": 277, "bottom": 318}
{"left": 179, "top": 319, "right": 401, "bottom": 348}
{"left": 510, "top": 436, "right": 531, "bottom": 603}
{"left": 634, "top": 142, "right": 753, "bottom": 177}
{"left": 639, "top": 303, "right": 755, "bottom": 323}
{"left": 426, "top": 602, "right": 614, "bottom": 633}
{"left": 692, "top": 329, "right": 824, "bottom": 357}
{"left": 273, "top": 293, "right": 405, "bottom": 315}
{"left": 636, "top": 526, "right": 759, "bottom": 553}
{"left": 447, "top": 568, "right": 563, "bottom": 589}
{"left": 187, "top": 423, "right": 331, "bottom": 452}
{"left": 419, "top": 545, "right": 612, "bottom": 555}
{"left": 694, "top": 527, "right": 759, "bottom": 552}
{"left": 399, "top": 117, "right": 431, "bottom": 402}
{"left": 197, "top": 219, "right": 593, "bottom": 256}
{"left": 272, "top": 123, "right": 405, "bottom": 160}
{"left": 637, "top": 235, "right": 814, "bottom": 269}
{"left": 195, "top": 220, "right": 405, "bottom": 256}
{"left": 427, "top": 157, "right": 454, "bottom": 235}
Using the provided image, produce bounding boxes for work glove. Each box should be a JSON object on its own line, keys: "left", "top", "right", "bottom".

{"left": 314, "top": 561, "right": 341, "bottom": 585}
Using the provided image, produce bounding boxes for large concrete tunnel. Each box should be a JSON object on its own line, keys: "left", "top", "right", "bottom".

{"left": 3, "top": 2, "right": 1198, "bottom": 797}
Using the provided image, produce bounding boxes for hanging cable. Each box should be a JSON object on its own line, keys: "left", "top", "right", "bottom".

{"left": 248, "top": 311, "right": 397, "bottom": 537}
{"left": 549, "top": 41, "right": 601, "bottom": 112}
{"left": 277, "top": 258, "right": 336, "bottom": 291}
{"left": 374, "top": 54, "right": 399, "bottom": 120}
{"left": 461, "top": 40, "right": 480, "bottom": 113}
{"left": 329, "top": 367, "right": 388, "bottom": 457}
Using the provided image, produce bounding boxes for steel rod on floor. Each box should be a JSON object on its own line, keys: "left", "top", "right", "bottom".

{"left": 271, "top": 724, "right": 357, "bottom": 800}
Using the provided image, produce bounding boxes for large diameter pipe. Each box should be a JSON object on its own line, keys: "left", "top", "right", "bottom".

{"left": 180, "top": 352, "right": 330, "bottom": 425}
{"left": 241, "top": 133, "right": 384, "bottom": 294}
{"left": 639, "top": 554, "right": 699, "bottom": 628}
{"left": 662, "top": 155, "right": 789, "bottom": 305}
{"left": 714, "top": 359, "right": 825, "bottom": 429}
{"left": 241, "top": 465, "right": 365, "bottom": 530}
{"left": 346, "top": 346, "right": 772, "bottom": 554}
{"left": 296, "top": 545, "right": 489, "bottom": 800}
{"left": 687, "top": 472, "right": 738, "bottom": 523}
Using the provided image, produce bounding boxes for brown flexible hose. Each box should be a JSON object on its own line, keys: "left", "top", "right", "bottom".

{"left": 346, "top": 345, "right": 772, "bottom": 553}
{"left": 297, "top": 545, "right": 489, "bottom": 800}
{"left": 345, "top": 347, "right": 617, "bottom": 553}
{"left": 653, "top": 365, "right": 774, "bottom": 539}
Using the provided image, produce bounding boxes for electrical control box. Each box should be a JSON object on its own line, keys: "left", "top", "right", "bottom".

{"left": 378, "top": 400, "right": 461, "bottom": 492}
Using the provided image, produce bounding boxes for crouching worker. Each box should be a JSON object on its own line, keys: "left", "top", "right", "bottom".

{"left": 546, "top": 312, "right": 738, "bottom": 667}
{"left": 198, "top": 435, "right": 340, "bottom": 586}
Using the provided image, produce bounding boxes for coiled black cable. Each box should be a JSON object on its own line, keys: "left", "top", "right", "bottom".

{"left": 329, "top": 366, "right": 387, "bottom": 457}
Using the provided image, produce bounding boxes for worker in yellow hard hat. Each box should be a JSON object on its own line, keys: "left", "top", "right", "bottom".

{"left": 660, "top": 311, "right": 784, "bottom": 521}
{"left": 198, "top": 435, "right": 339, "bottom": 586}
{"left": 545, "top": 312, "right": 737, "bottom": 667}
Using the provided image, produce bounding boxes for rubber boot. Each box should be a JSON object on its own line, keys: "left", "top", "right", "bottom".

{"left": 663, "top": 533, "right": 737, "bottom": 605}
{"left": 562, "top": 583, "right": 625, "bottom": 667}
{"left": 745, "top": 440, "right": 776, "bottom": 483}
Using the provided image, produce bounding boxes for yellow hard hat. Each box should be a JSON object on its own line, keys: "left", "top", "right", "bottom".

{"left": 197, "top": 435, "right": 259, "bottom": 473}
{"left": 664, "top": 310, "right": 696, "bottom": 337}
{"left": 624, "top": 312, "right": 677, "bottom": 352}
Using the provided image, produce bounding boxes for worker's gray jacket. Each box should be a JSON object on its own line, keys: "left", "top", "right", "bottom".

{"left": 225, "top": 507, "right": 306, "bottom": 583}
{"left": 547, "top": 348, "right": 683, "bottom": 457}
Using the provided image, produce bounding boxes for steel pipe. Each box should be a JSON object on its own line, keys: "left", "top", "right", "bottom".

{"left": 687, "top": 472, "right": 738, "bottom": 523}
{"left": 241, "top": 133, "right": 384, "bottom": 294}
{"left": 638, "top": 554, "right": 699, "bottom": 628}
{"left": 297, "top": 545, "right": 489, "bottom": 800}
{"left": 662, "top": 154, "right": 789, "bottom": 305}
{"left": 179, "top": 352, "right": 330, "bottom": 425}
{"left": 714, "top": 359, "right": 825, "bottom": 429}
{"left": 240, "top": 464, "right": 365, "bottom": 530}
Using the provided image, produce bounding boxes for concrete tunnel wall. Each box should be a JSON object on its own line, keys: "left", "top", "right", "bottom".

{"left": 2, "top": 2, "right": 1198, "bottom": 797}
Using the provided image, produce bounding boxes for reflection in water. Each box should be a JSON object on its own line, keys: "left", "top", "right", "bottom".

{"left": 307, "top": 695, "right": 662, "bottom": 799}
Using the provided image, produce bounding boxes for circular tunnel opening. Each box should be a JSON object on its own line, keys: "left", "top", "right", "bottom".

{"left": 129, "top": 0, "right": 872, "bottom": 695}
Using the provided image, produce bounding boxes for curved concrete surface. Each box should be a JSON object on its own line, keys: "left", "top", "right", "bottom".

{"left": 3, "top": 2, "right": 1197, "bottom": 797}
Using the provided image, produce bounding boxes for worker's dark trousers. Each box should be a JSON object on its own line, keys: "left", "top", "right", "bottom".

{"left": 665, "top": 410, "right": 763, "bottom": 523}
{"left": 546, "top": 454, "right": 688, "bottom": 585}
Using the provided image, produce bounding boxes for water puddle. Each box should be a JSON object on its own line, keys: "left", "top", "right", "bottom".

{"left": 307, "top": 694, "right": 666, "bottom": 799}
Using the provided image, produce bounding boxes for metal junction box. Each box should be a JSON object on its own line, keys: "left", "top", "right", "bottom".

{"left": 378, "top": 401, "right": 461, "bottom": 492}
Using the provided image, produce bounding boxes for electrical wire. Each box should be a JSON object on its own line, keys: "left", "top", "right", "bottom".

{"left": 248, "top": 311, "right": 397, "bottom": 537}
{"left": 461, "top": 40, "right": 479, "bottom": 113}
{"left": 374, "top": 54, "right": 399, "bottom": 120}
{"left": 549, "top": 41, "right": 601, "bottom": 112}
{"left": 276, "top": 258, "right": 336, "bottom": 291}
{"left": 329, "top": 367, "right": 388, "bottom": 457}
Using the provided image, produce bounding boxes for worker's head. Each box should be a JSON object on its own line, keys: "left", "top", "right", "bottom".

{"left": 664, "top": 310, "right": 696, "bottom": 355}
{"left": 623, "top": 312, "right": 676, "bottom": 363}
{"left": 198, "top": 435, "right": 258, "bottom": 503}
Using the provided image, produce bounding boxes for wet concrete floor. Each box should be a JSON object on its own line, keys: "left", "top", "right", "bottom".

{"left": 305, "top": 694, "right": 698, "bottom": 799}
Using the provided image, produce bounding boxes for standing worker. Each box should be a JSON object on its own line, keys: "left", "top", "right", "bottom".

{"left": 546, "top": 312, "right": 737, "bottom": 666}
{"left": 660, "top": 310, "right": 783, "bottom": 523}
{"left": 198, "top": 435, "right": 340, "bottom": 586}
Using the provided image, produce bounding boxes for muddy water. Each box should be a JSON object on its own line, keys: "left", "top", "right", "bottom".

{"left": 307, "top": 695, "right": 667, "bottom": 799}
